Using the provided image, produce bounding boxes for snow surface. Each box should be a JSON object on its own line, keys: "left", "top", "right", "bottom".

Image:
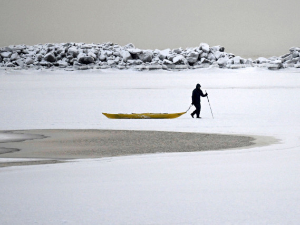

{"left": 1, "top": 68, "right": 300, "bottom": 224}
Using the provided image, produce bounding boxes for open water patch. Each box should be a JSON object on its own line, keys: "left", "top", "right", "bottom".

{"left": 0, "top": 130, "right": 270, "bottom": 159}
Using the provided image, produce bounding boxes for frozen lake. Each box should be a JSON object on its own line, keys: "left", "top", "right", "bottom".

{"left": 1, "top": 67, "right": 300, "bottom": 224}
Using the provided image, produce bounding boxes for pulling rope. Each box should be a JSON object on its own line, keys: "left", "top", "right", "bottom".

{"left": 185, "top": 104, "right": 192, "bottom": 113}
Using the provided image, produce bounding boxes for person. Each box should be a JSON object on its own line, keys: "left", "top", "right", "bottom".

{"left": 191, "top": 83, "right": 208, "bottom": 118}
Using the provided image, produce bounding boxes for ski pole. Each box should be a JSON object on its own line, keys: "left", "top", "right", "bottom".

{"left": 205, "top": 91, "right": 214, "bottom": 119}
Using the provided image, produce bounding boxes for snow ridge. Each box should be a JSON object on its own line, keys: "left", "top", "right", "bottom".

{"left": 0, "top": 42, "right": 299, "bottom": 71}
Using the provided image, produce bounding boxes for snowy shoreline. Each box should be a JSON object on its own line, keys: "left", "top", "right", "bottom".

{"left": 1, "top": 42, "right": 300, "bottom": 71}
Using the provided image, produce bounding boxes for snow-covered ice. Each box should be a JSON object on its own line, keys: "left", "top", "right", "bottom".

{"left": 0, "top": 67, "right": 300, "bottom": 224}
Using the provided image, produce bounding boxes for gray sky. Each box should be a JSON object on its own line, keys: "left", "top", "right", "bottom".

{"left": 0, "top": 0, "right": 299, "bottom": 58}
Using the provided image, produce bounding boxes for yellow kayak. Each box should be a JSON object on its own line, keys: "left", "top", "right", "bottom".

{"left": 102, "top": 112, "right": 186, "bottom": 119}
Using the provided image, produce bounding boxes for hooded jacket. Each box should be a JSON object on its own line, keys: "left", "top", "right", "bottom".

{"left": 192, "top": 84, "right": 207, "bottom": 105}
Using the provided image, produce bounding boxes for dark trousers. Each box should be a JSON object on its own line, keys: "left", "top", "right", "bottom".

{"left": 191, "top": 103, "right": 201, "bottom": 118}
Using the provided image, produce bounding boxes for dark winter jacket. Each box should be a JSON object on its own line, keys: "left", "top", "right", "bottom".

{"left": 192, "top": 88, "right": 207, "bottom": 105}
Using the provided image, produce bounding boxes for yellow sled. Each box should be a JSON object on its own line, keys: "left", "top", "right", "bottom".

{"left": 102, "top": 112, "right": 186, "bottom": 119}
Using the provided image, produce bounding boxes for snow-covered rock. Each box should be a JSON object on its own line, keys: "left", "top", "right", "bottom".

{"left": 201, "top": 58, "right": 211, "bottom": 64}
{"left": 68, "top": 47, "right": 79, "bottom": 57}
{"left": 10, "top": 53, "right": 19, "bottom": 61}
{"left": 25, "top": 58, "right": 34, "bottom": 65}
{"left": 292, "top": 51, "right": 299, "bottom": 58}
{"left": 245, "top": 58, "right": 254, "bottom": 67}
{"left": 58, "top": 59, "right": 69, "bottom": 68}
{"left": 255, "top": 57, "right": 269, "bottom": 64}
{"left": 158, "top": 49, "right": 171, "bottom": 60}
{"left": 207, "top": 53, "right": 216, "bottom": 61}
{"left": 128, "top": 48, "right": 142, "bottom": 55}
{"left": 6, "top": 62, "right": 15, "bottom": 67}
{"left": 137, "top": 51, "right": 153, "bottom": 63}
{"left": 35, "top": 54, "right": 43, "bottom": 62}
{"left": 186, "top": 52, "right": 199, "bottom": 64}
{"left": 113, "top": 51, "right": 120, "bottom": 57}
{"left": 105, "top": 51, "right": 113, "bottom": 57}
{"left": 217, "top": 57, "right": 228, "bottom": 67}
{"left": 120, "top": 50, "right": 132, "bottom": 62}
{"left": 267, "top": 58, "right": 284, "bottom": 70}
{"left": 282, "top": 54, "right": 292, "bottom": 63}
{"left": 210, "top": 45, "right": 225, "bottom": 52}
{"left": 289, "top": 47, "right": 300, "bottom": 53}
{"left": 107, "top": 60, "right": 116, "bottom": 66}
{"left": 173, "top": 55, "right": 186, "bottom": 64}
{"left": 1, "top": 46, "right": 12, "bottom": 52}
{"left": 40, "top": 61, "right": 51, "bottom": 67}
{"left": 44, "top": 52, "right": 56, "bottom": 62}
{"left": 214, "top": 51, "right": 224, "bottom": 60}
{"left": 1, "top": 52, "right": 12, "bottom": 58}
{"left": 88, "top": 51, "right": 97, "bottom": 59}
{"left": 162, "top": 59, "right": 173, "bottom": 65}
{"left": 268, "top": 63, "right": 282, "bottom": 70}
{"left": 123, "top": 43, "right": 135, "bottom": 50}
{"left": 233, "top": 56, "right": 243, "bottom": 64}
{"left": 0, "top": 42, "right": 299, "bottom": 70}
{"left": 286, "top": 58, "right": 299, "bottom": 65}
{"left": 200, "top": 52, "right": 208, "bottom": 59}
{"left": 294, "top": 63, "right": 300, "bottom": 68}
{"left": 199, "top": 43, "right": 210, "bottom": 53}
{"left": 77, "top": 53, "right": 94, "bottom": 64}
{"left": 99, "top": 54, "right": 106, "bottom": 61}
{"left": 15, "top": 59, "right": 24, "bottom": 67}
{"left": 173, "top": 48, "right": 182, "bottom": 54}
